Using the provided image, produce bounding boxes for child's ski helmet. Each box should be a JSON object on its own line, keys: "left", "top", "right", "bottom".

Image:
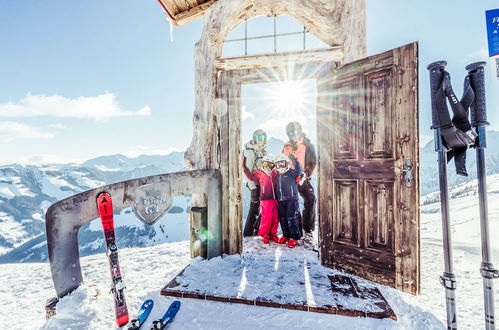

{"left": 260, "top": 154, "right": 275, "bottom": 174}
{"left": 275, "top": 154, "right": 290, "bottom": 174}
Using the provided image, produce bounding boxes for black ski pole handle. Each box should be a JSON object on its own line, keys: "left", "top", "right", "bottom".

{"left": 428, "top": 61, "right": 448, "bottom": 129}
{"left": 465, "top": 61, "right": 489, "bottom": 127}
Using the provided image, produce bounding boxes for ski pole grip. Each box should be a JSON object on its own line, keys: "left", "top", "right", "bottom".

{"left": 427, "top": 61, "right": 447, "bottom": 129}
{"left": 465, "top": 61, "right": 488, "bottom": 127}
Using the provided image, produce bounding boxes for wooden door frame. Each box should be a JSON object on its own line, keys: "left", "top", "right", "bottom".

{"left": 214, "top": 47, "right": 343, "bottom": 255}
{"left": 214, "top": 43, "right": 419, "bottom": 296}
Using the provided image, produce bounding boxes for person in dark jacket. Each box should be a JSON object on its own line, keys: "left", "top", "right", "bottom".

{"left": 275, "top": 153, "right": 302, "bottom": 248}
{"left": 282, "top": 122, "right": 317, "bottom": 243}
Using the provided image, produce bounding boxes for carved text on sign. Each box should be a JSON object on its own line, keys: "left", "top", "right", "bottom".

{"left": 133, "top": 182, "right": 172, "bottom": 225}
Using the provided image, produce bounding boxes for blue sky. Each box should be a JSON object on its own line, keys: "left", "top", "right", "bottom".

{"left": 0, "top": 0, "right": 498, "bottom": 164}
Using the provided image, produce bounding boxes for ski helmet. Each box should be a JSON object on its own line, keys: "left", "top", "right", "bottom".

{"left": 275, "top": 154, "right": 290, "bottom": 174}
{"left": 286, "top": 122, "right": 302, "bottom": 139}
{"left": 252, "top": 129, "right": 267, "bottom": 143}
{"left": 260, "top": 154, "right": 275, "bottom": 174}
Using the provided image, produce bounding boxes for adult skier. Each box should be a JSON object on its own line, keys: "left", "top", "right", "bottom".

{"left": 282, "top": 122, "right": 317, "bottom": 245}
{"left": 242, "top": 129, "right": 267, "bottom": 236}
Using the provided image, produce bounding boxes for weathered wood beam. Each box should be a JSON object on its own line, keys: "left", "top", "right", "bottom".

{"left": 184, "top": 0, "right": 199, "bottom": 9}
{"left": 157, "top": 0, "right": 180, "bottom": 27}
{"left": 172, "top": 0, "right": 189, "bottom": 12}
{"left": 174, "top": 0, "right": 217, "bottom": 26}
{"left": 214, "top": 47, "right": 344, "bottom": 71}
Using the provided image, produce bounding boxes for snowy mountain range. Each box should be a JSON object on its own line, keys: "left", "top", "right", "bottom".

{"left": 0, "top": 152, "right": 190, "bottom": 262}
{"left": 0, "top": 137, "right": 287, "bottom": 263}
{"left": 420, "top": 130, "right": 499, "bottom": 195}
{"left": 4, "top": 131, "right": 499, "bottom": 264}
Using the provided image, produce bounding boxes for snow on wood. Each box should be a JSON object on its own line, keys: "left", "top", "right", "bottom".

{"left": 161, "top": 238, "right": 396, "bottom": 320}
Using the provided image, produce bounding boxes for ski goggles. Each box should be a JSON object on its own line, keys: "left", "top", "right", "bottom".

{"left": 275, "top": 160, "right": 288, "bottom": 169}
{"left": 262, "top": 160, "right": 275, "bottom": 169}
{"left": 253, "top": 134, "right": 266, "bottom": 142}
{"left": 287, "top": 129, "right": 301, "bottom": 138}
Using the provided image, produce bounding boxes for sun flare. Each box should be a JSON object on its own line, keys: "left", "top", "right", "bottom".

{"left": 270, "top": 80, "right": 309, "bottom": 116}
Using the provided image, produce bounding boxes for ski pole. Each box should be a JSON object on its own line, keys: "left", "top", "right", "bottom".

{"left": 428, "top": 60, "right": 458, "bottom": 330}
{"left": 466, "top": 61, "right": 499, "bottom": 330}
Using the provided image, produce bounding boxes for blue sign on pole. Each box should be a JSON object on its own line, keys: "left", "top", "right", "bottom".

{"left": 486, "top": 8, "right": 499, "bottom": 57}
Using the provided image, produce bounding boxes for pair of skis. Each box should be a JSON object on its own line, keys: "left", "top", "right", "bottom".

{"left": 97, "top": 192, "right": 181, "bottom": 329}
{"left": 128, "top": 299, "right": 181, "bottom": 330}
{"left": 97, "top": 192, "right": 129, "bottom": 327}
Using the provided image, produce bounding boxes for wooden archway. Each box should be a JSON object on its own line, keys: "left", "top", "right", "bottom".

{"left": 185, "top": 0, "right": 367, "bottom": 255}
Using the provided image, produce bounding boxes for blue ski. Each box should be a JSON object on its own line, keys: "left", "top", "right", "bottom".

{"left": 128, "top": 299, "right": 154, "bottom": 330}
{"left": 150, "top": 301, "right": 181, "bottom": 330}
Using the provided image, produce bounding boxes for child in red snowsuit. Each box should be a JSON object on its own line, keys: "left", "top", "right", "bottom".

{"left": 243, "top": 156, "right": 279, "bottom": 244}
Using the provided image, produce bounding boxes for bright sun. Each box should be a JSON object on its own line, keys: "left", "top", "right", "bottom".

{"left": 270, "top": 80, "right": 308, "bottom": 116}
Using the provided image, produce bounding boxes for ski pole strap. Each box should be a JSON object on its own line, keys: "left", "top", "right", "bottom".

{"left": 481, "top": 262, "right": 499, "bottom": 279}
{"left": 440, "top": 272, "right": 457, "bottom": 290}
{"left": 433, "top": 68, "right": 477, "bottom": 176}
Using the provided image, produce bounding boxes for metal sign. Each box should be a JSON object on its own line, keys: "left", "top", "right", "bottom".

{"left": 486, "top": 9, "right": 499, "bottom": 57}
{"left": 133, "top": 182, "right": 172, "bottom": 225}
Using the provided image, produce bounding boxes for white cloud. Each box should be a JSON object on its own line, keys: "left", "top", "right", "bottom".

{"left": 466, "top": 48, "right": 487, "bottom": 61}
{"left": 241, "top": 106, "right": 254, "bottom": 120}
{"left": 123, "top": 145, "right": 181, "bottom": 158}
{"left": 24, "top": 154, "right": 83, "bottom": 165}
{"left": 47, "top": 123, "right": 66, "bottom": 129}
{"left": 261, "top": 115, "right": 309, "bottom": 132}
{"left": 0, "top": 121, "right": 54, "bottom": 143}
{"left": 0, "top": 93, "right": 151, "bottom": 122}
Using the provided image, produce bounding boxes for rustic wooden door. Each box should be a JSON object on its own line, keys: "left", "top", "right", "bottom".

{"left": 317, "top": 42, "right": 420, "bottom": 294}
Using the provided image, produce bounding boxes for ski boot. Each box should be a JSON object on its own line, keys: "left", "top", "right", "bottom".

{"left": 278, "top": 236, "right": 289, "bottom": 244}
{"left": 270, "top": 234, "right": 280, "bottom": 243}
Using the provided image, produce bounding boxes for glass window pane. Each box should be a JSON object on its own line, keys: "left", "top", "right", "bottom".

{"left": 275, "top": 15, "right": 302, "bottom": 34}
{"left": 226, "top": 21, "right": 245, "bottom": 40}
{"left": 306, "top": 33, "right": 330, "bottom": 49}
{"left": 247, "top": 36, "right": 274, "bottom": 54}
{"left": 276, "top": 33, "right": 304, "bottom": 52}
{"left": 223, "top": 15, "right": 330, "bottom": 56}
{"left": 246, "top": 15, "right": 274, "bottom": 38}
{"left": 222, "top": 40, "right": 245, "bottom": 57}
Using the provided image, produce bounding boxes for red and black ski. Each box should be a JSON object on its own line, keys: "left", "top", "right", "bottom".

{"left": 97, "top": 192, "right": 129, "bottom": 327}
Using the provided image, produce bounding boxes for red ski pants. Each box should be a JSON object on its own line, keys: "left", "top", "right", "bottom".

{"left": 258, "top": 199, "right": 279, "bottom": 236}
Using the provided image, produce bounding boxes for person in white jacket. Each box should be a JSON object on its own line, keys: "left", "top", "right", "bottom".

{"left": 242, "top": 129, "right": 267, "bottom": 236}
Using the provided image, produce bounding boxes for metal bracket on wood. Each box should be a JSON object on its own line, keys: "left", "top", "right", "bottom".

{"left": 45, "top": 169, "right": 222, "bottom": 298}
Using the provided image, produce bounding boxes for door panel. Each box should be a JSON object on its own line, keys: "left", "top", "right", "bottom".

{"left": 366, "top": 69, "right": 393, "bottom": 159}
{"left": 334, "top": 180, "right": 359, "bottom": 246}
{"left": 317, "top": 42, "right": 419, "bottom": 294}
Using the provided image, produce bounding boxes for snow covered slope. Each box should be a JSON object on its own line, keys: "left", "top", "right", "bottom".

{"left": 0, "top": 152, "right": 188, "bottom": 259}
{"left": 1, "top": 240, "right": 437, "bottom": 330}
{"left": 3, "top": 171, "right": 499, "bottom": 328}
{"left": 1, "top": 138, "right": 291, "bottom": 262}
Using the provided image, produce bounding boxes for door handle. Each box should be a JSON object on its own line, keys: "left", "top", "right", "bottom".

{"left": 391, "top": 158, "right": 413, "bottom": 187}
{"left": 401, "top": 157, "right": 413, "bottom": 187}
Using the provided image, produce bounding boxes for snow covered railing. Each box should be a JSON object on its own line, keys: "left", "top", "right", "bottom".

{"left": 45, "top": 169, "right": 222, "bottom": 298}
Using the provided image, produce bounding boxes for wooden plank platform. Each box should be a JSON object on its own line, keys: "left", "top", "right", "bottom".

{"left": 160, "top": 238, "right": 396, "bottom": 320}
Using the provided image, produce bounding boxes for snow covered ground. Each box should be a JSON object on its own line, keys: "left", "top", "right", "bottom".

{"left": 3, "top": 175, "right": 499, "bottom": 329}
